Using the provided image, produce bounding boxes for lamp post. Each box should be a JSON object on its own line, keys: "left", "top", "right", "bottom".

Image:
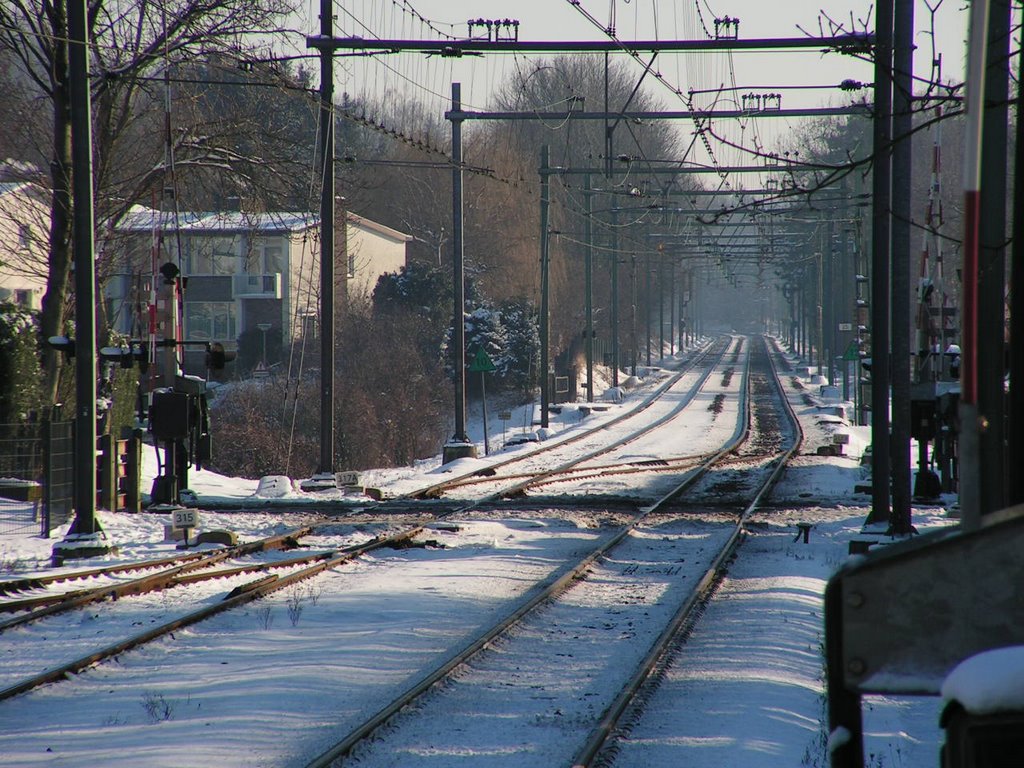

{"left": 257, "top": 323, "right": 271, "bottom": 368}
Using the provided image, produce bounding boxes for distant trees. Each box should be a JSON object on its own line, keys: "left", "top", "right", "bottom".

{"left": 372, "top": 260, "right": 457, "bottom": 346}
{"left": 472, "top": 56, "right": 683, "bottom": 354}
{"left": 161, "top": 54, "right": 320, "bottom": 212}
{"left": 498, "top": 298, "right": 541, "bottom": 395}
{"left": 346, "top": 55, "right": 685, "bottom": 366}
{"left": 207, "top": 376, "right": 311, "bottom": 479}
{"left": 447, "top": 306, "right": 506, "bottom": 394}
{"left": 333, "top": 306, "right": 448, "bottom": 468}
{"left": 445, "top": 301, "right": 540, "bottom": 398}
{"left": 787, "top": 107, "right": 966, "bottom": 290}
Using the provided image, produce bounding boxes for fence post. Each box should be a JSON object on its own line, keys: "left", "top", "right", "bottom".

{"left": 123, "top": 427, "right": 143, "bottom": 513}
{"left": 40, "top": 418, "right": 51, "bottom": 538}
{"left": 98, "top": 433, "right": 114, "bottom": 511}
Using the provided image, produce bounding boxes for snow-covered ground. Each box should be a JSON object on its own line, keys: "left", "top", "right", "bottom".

{"left": 0, "top": 341, "right": 959, "bottom": 767}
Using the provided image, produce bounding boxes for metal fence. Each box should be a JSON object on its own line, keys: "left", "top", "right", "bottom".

{"left": 42, "top": 419, "right": 74, "bottom": 536}
{"left": 0, "top": 418, "right": 74, "bottom": 538}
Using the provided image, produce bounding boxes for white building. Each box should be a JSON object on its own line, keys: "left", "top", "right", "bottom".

{"left": 345, "top": 213, "right": 411, "bottom": 301}
{"left": 0, "top": 182, "right": 50, "bottom": 310}
{"left": 106, "top": 206, "right": 410, "bottom": 373}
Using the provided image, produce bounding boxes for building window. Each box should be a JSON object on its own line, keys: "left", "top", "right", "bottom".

{"left": 263, "top": 244, "right": 283, "bottom": 274}
{"left": 185, "top": 301, "right": 237, "bottom": 342}
{"left": 188, "top": 236, "right": 237, "bottom": 275}
{"left": 18, "top": 224, "right": 31, "bottom": 249}
{"left": 14, "top": 289, "right": 32, "bottom": 306}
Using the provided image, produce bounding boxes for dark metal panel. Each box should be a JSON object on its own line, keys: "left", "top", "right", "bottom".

{"left": 838, "top": 506, "right": 1024, "bottom": 695}
{"left": 183, "top": 275, "right": 232, "bottom": 302}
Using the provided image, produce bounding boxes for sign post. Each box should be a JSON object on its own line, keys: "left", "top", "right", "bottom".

{"left": 172, "top": 507, "right": 200, "bottom": 549}
{"left": 498, "top": 410, "right": 512, "bottom": 449}
{"left": 468, "top": 348, "right": 497, "bottom": 455}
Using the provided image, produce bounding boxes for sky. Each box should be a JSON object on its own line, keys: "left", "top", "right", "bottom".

{"left": 294, "top": 1, "right": 970, "bottom": 110}
{"left": 0, "top": 339, "right": 968, "bottom": 767}
{"left": 282, "top": 0, "right": 971, "bottom": 183}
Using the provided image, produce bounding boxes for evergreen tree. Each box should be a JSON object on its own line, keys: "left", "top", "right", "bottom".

{"left": 467, "top": 304, "right": 507, "bottom": 366}
{"left": 0, "top": 303, "right": 41, "bottom": 423}
{"left": 442, "top": 304, "right": 503, "bottom": 397}
{"left": 498, "top": 298, "right": 540, "bottom": 393}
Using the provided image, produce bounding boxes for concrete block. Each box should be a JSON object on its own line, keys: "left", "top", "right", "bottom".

{"left": 820, "top": 385, "right": 841, "bottom": 401}
{"left": 816, "top": 444, "right": 847, "bottom": 457}
{"left": 196, "top": 529, "right": 238, "bottom": 546}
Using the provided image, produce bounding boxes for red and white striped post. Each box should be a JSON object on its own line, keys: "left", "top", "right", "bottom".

{"left": 959, "top": 0, "right": 990, "bottom": 530}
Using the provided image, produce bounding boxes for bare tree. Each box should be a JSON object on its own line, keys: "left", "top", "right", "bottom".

{"left": 478, "top": 56, "right": 684, "bottom": 352}
{"left": 0, "top": 0, "right": 301, "bottom": 403}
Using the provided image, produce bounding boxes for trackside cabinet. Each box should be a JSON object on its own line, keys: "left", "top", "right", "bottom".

{"left": 825, "top": 504, "right": 1024, "bottom": 767}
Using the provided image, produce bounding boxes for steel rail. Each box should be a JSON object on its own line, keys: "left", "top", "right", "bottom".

{"left": 570, "top": 334, "right": 805, "bottom": 768}
{"left": 0, "top": 545, "right": 345, "bottom": 629}
{"left": 490, "top": 454, "right": 711, "bottom": 493}
{"left": 637, "top": 336, "right": 752, "bottom": 513}
{"left": 0, "top": 526, "right": 426, "bottom": 704}
{"left": 0, "top": 525, "right": 316, "bottom": 597}
{"left": 301, "top": 336, "right": 763, "bottom": 768}
{"left": 0, "top": 524, "right": 327, "bottom": 627}
{"left": 408, "top": 337, "right": 726, "bottom": 500}
{"left": 485, "top": 339, "right": 741, "bottom": 501}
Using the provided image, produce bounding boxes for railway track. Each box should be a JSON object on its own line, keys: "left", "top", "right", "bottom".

{"left": 301, "top": 335, "right": 803, "bottom": 768}
{"left": 407, "top": 336, "right": 732, "bottom": 502}
{"left": 0, "top": 521, "right": 433, "bottom": 702}
{"left": 0, "top": 334, "right": 800, "bottom": 768}
{"left": 0, "top": 524, "right": 325, "bottom": 618}
{"left": 573, "top": 333, "right": 804, "bottom": 768}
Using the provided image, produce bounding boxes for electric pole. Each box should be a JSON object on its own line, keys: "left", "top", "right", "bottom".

{"left": 53, "top": 0, "right": 114, "bottom": 564}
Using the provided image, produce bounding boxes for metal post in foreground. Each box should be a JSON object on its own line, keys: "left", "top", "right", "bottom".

{"left": 958, "top": 0, "right": 990, "bottom": 529}
{"left": 584, "top": 175, "right": 594, "bottom": 403}
{"left": 889, "top": 0, "right": 914, "bottom": 534}
{"left": 539, "top": 145, "right": 551, "bottom": 429}
{"left": 53, "top": 0, "right": 114, "bottom": 564}
{"left": 977, "top": 0, "right": 1011, "bottom": 516}
{"left": 442, "top": 83, "right": 476, "bottom": 463}
{"left": 867, "top": 0, "right": 894, "bottom": 526}
{"left": 305, "top": 0, "right": 337, "bottom": 490}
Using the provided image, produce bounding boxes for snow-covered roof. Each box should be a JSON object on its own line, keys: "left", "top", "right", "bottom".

{"left": 118, "top": 206, "right": 318, "bottom": 234}
{"left": 0, "top": 181, "right": 47, "bottom": 199}
{"left": 346, "top": 212, "right": 413, "bottom": 243}
{"left": 117, "top": 206, "right": 412, "bottom": 242}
